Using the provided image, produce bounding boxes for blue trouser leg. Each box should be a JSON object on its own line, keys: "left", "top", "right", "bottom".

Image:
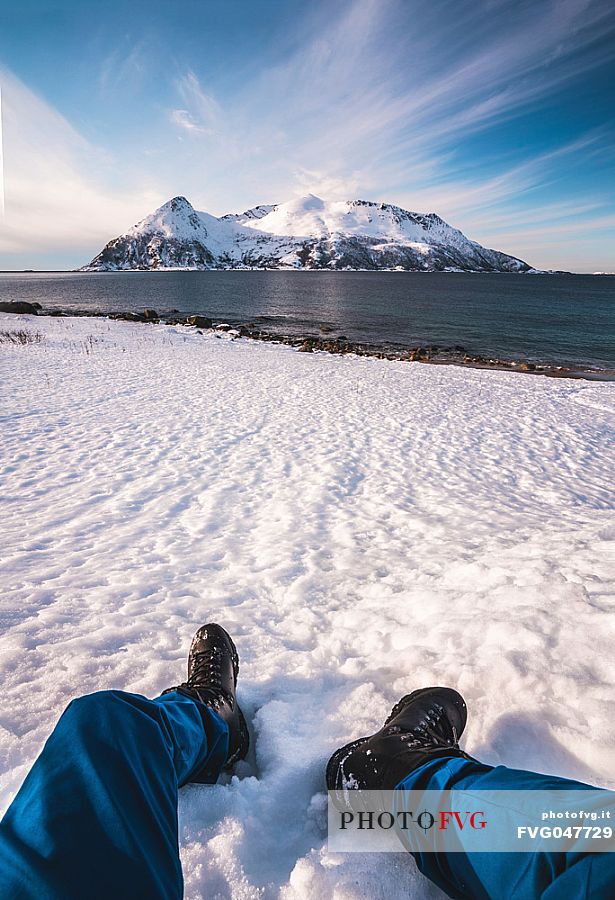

{"left": 396, "top": 757, "right": 615, "bottom": 899}
{"left": 0, "top": 690, "right": 229, "bottom": 900}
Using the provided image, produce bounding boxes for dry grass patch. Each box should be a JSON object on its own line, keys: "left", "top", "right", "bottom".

{"left": 0, "top": 329, "right": 44, "bottom": 346}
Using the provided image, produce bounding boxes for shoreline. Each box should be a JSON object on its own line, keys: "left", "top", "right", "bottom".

{"left": 5, "top": 268, "right": 612, "bottom": 275}
{"left": 3, "top": 303, "right": 613, "bottom": 381}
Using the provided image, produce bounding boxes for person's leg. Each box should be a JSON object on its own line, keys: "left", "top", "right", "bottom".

{"left": 396, "top": 756, "right": 615, "bottom": 900}
{"left": 0, "top": 690, "right": 228, "bottom": 900}
{"left": 0, "top": 622, "right": 249, "bottom": 900}
{"left": 327, "top": 688, "right": 615, "bottom": 900}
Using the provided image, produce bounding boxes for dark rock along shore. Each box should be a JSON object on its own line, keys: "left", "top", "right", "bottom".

{"left": 0, "top": 300, "right": 590, "bottom": 378}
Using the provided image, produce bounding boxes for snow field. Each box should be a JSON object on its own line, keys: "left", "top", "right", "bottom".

{"left": 1, "top": 313, "right": 614, "bottom": 898}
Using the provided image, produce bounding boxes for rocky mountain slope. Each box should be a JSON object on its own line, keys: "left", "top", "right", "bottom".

{"left": 83, "top": 194, "right": 531, "bottom": 272}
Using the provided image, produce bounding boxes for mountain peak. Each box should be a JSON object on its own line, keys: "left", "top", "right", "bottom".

{"left": 297, "top": 193, "right": 324, "bottom": 205}
{"left": 160, "top": 196, "right": 194, "bottom": 213}
{"left": 284, "top": 194, "right": 325, "bottom": 213}
{"left": 126, "top": 194, "right": 209, "bottom": 244}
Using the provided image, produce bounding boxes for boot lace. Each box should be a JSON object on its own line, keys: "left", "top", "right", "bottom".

{"left": 386, "top": 702, "right": 459, "bottom": 750}
{"left": 185, "top": 645, "right": 233, "bottom": 711}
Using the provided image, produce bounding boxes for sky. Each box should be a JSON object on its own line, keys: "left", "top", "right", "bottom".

{"left": 0, "top": 0, "right": 614, "bottom": 272}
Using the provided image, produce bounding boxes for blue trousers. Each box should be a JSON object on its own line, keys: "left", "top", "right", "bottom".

{"left": 0, "top": 691, "right": 228, "bottom": 900}
{"left": 1, "top": 692, "right": 613, "bottom": 899}
{"left": 396, "top": 757, "right": 615, "bottom": 899}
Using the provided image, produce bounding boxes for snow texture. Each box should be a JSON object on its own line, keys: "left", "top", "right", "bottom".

{"left": 83, "top": 194, "right": 530, "bottom": 272}
{"left": 1, "top": 313, "right": 614, "bottom": 899}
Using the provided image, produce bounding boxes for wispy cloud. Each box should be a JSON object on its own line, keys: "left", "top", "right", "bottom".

{"left": 396, "top": 134, "right": 606, "bottom": 216}
{"left": 0, "top": 84, "right": 5, "bottom": 219}
{"left": 98, "top": 39, "right": 149, "bottom": 97}
{"left": 169, "top": 108, "right": 207, "bottom": 134}
{"left": 175, "top": 73, "right": 222, "bottom": 131}
{"left": 292, "top": 169, "right": 363, "bottom": 201}
{"left": 0, "top": 68, "right": 163, "bottom": 263}
{"left": 168, "top": 1, "right": 614, "bottom": 193}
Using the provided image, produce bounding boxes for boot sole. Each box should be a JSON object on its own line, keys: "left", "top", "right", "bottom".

{"left": 325, "top": 687, "right": 464, "bottom": 790}
{"left": 218, "top": 627, "right": 250, "bottom": 768}
{"left": 224, "top": 703, "right": 250, "bottom": 768}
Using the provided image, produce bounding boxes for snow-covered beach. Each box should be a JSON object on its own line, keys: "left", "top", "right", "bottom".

{"left": 1, "top": 312, "right": 614, "bottom": 899}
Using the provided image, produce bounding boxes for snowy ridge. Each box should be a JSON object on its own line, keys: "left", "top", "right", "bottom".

{"left": 83, "top": 194, "right": 531, "bottom": 272}
{"left": 221, "top": 203, "right": 278, "bottom": 225}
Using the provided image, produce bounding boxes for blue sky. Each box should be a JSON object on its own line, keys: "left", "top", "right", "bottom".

{"left": 1, "top": 0, "right": 614, "bottom": 271}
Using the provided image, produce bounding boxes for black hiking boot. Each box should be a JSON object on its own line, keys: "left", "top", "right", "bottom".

{"left": 326, "top": 687, "right": 470, "bottom": 808}
{"left": 164, "top": 624, "right": 249, "bottom": 775}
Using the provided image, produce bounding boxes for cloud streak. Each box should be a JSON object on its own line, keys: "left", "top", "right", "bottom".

{"left": 0, "top": 84, "right": 5, "bottom": 219}
{"left": 170, "top": 1, "right": 615, "bottom": 201}
{"left": 170, "top": 108, "right": 207, "bottom": 133}
{"left": 0, "top": 68, "right": 163, "bottom": 264}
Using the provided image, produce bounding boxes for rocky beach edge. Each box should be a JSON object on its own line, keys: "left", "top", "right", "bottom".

{"left": 0, "top": 300, "right": 611, "bottom": 381}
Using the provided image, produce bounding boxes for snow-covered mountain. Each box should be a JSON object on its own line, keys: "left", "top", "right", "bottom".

{"left": 83, "top": 194, "right": 531, "bottom": 272}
